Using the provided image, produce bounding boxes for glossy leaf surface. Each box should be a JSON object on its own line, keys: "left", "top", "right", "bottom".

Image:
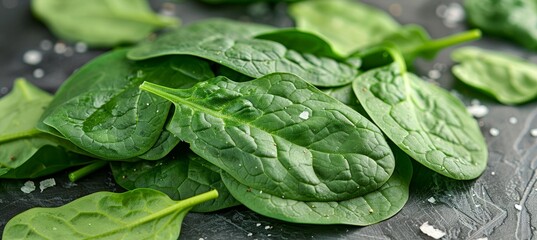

{"left": 221, "top": 147, "right": 412, "bottom": 225}
{"left": 3, "top": 188, "right": 218, "bottom": 239}
{"left": 140, "top": 73, "right": 395, "bottom": 202}
{"left": 111, "top": 151, "right": 240, "bottom": 212}
{"left": 32, "top": 0, "right": 178, "bottom": 47}
{"left": 289, "top": 0, "right": 400, "bottom": 56}
{"left": 452, "top": 46, "right": 537, "bottom": 104}
{"left": 40, "top": 49, "right": 213, "bottom": 159}
{"left": 128, "top": 19, "right": 358, "bottom": 87}
{"left": 353, "top": 61, "right": 487, "bottom": 180}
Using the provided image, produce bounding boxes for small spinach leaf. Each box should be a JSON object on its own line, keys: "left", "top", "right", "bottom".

{"left": 140, "top": 73, "right": 395, "bottom": 202}
{"left": 221, "top": 146, "right": 412, "bottom": 225}
{"left": 289, "top": 0, "right": 400, "bottom": 56}
{"left": 112, "top": 150, "right": 240, "bottom": 212}
{"left": 452, "top": 46, "right": 537, "bottom": 104}
{"left": 0, "top": 79, "right": 91, "bottom": 178}
{"left": 465, "top": 0, "right": 537, "bottom": 50}
{"left": 138, "top": 129, "right": 180, "bottom": 160}
{"left": 128, "top": 19, "right": 358, "bottom": 87}
{"left": 31, "top": 0, "right": 178, "bottom": 47}
{"left": 39, "top": 49, "right": 213, "bottom": 160}
{"left": 353, "top": 53, "right": 487, "bottom": 180}
{"left": 3, "top": 188, "right": 218, "bottom": 239}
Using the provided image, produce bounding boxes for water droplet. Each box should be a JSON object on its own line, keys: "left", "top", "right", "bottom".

{"left": 247, "top": 233, "right": 253, "bottom": 237}
{"left": 467, "top": 103, "right": 488, "bottom": 118}
{"left": 54, "top": 42, "right": 67, "bottom": 54}
{"left": 40, "top": 39, "right": 52, "bottom": 51}
{"left": 33, "top": 68, "right": 45, "bottom": 79}
{"left": 52, "top": 227, "right": 57, "bottom": 231}
{"left": 530, "top": 129, "right": 537, "bottom": 137}
{"left": 256, "top": 223, "right": 261, "bottom": 227}
{"left": 515, "top": 204, "right": 523, "bottom": 211}
{"left": 75, "top": 42, "right": 88, "bottom": 53}
{"left": 23, "top": 50, "right": 42, "bottom": 65}
{"left": 489, "top": 128, "right": 500, "bottom": 137}
{"left": 509, "top": 117, "right": 518, "bottom": 124}
{"left": 491, "top": 171, "right": 496, "bottom": 175}
{"left": 299, "top": 110, "right": 310, "bottom": 120}
{"left": 428, "top": 69, "right": 441, "bottom": 79}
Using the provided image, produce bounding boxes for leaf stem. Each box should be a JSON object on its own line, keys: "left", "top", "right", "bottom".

{"left": 0, "top": 128, "right": 43, "bottom": 144}
{"left": 415, "top": 29, "right": 482, "bottom": 54}
{"left": 68, "top": 161, "right": 108, "bottom": 182}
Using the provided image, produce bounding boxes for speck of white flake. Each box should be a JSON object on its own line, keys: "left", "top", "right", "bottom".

{"left": 491, "top": 172, "right": 496, "bottom": 175}
{"left": 427, "top": 197, "right": 436, "bottom": 204}
{"left": 475, "top": 204, "right": 481, "bottom": 208}
{"left": 21, "top": 181, "right": 36, "bottom": 193}
{"left": 23, "top": 50, "right": 42, "bottom": 65}
{"left": 299, "top": 111, "right": 310, "bottom": 120}
{"left": 420, "top": 222, "right": 446, "bottom": 239}
{"left": 489, "top": 128, "right": 500, "bottom": 137}
{"left": 467, "top": 104, "right": 489, "bottom": 118}
{"left": 256, "top": 223, "right": 261, "bottom": 227}
{"left": 40, "top": 39, "right": 52, "bottom": 51}
{"left": 198, "top": 238, "right": 204, "bottom": 240}
{"left": 437, "top": 3, "right": 465, "bottom": 28}
{"left": 265, "top": 225, "right": 272, "bottom": 230}
{"left": 509, "top": 117, "right": 518, "bottom": 124}
{"left": 39, "top": 178, "right": 56, "bottom": 192}
{"left": 54, "top": 42, "right": 67, "bottom": 54}
{"left": 476, "top": 238, "right": 488, "bottom": 240}
{"left": 247, "top": 233, "right": 253, "bottom": 237}
{"left": 75, "top": 42, "right": 88, "bottom": 53}
{"left": 33, "top": 68, "right": 45, "bottom": 78}
{"left": 428, "top": 69, "right": 441, "bottom": 79}
{"left": 530, "top": 129, "right": 537, "bottom": 137}
{"left": 515, "top": 204, "right": 523, "bottom": 211}
{"left": 267, "top": 234, "right": 272, "bottom": 237}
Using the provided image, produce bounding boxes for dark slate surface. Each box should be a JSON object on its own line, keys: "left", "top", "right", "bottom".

{"left": 1, "top": 0, "right": 537, "bottom": 239}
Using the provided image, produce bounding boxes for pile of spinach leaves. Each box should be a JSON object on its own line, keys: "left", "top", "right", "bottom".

{"left": 2, "top": 0, "right": 489, "bottom": 239}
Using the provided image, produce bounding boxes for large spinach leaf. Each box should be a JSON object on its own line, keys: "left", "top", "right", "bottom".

{"left": 111, "top": 150, "right": 240, "bottom": 212}
{"left": 128, "top": 19, "right": 358, "bottom": 87}
{"left": 39, "top": 49, "right": 213, "bottom": 160}
{"left": 465, "top": 0, "right": 537, "bottom": 50}
{"left": 3, "top": 188, "right": 218, "bottom": 239}
{"left": 0, "top": 79, "right": 91, "bottom": 178}
{"left": 353, "top": 52, "right": 487, "bottom": 180}
{"left": 32, "top": 0, "right": 178, "bottom": 47}
{"left": 289, "top": 0, "right": 400, "bottom": 56}
{"left": 221, "top": 147, "right": 411, "bottom": 225}
{"left": 140, "top": 73, "right": 395, "bottom": 202}
{"left": 452, "top": 46, "right": 537, "bottom": 104}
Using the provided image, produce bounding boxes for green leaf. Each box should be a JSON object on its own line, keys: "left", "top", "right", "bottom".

{"left": 452, "top": 46, "right": 537, "bottom": 104}
{"left": 111, "top": 150, "right": 240, "bottom": 212}
{"left": 289, "top": 0, "right": 400, "bottom": 56}
{"left": 0, "top": 79, "right": 91, "bottom": 178}
{"left": 31, "top": 0, "right": 178, "bottom": 47}
{"left": 138, "top": 130, "right": 180, "bottom": 160}
{"left": 221, "top": 146, "right": 412, "bottom": 225}
{"left": 128, "top": 19, "right": 358, "bottom": 87}
{"left": 353, "top": 59, "right": 487, "bottom": 180}
{"left": 140, "top": 73, "right": 395, "bottom": 202}
{"left": 39, "top": 49, "right": 214, "bottom": 160}
{"left": 464, "top": 0, "right": 537, "bottom": 50}
{"left": 3, "top": 188, "right": 218, "bottom": 240}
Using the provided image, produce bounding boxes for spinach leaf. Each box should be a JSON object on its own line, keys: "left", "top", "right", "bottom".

{"left": 255, "top": 28, "right": 342, "bottom": 59}
{"left": 289, "top": 0, "right": 400, "bottom": 56}
{"left": 3, "top": 188, "right": 218, "bottom": 239}
{"left": 140, "top": 73, "right": 395, "bottom": 202}
{"left": 353, "top": 51, "right": 487, "bottom": 180}
{"left": 138, "top": 129, "right": 180, "bottom": 160}
{"left": 31, "top": 0, "right": 178, "bottom": 47}
{"left": 465, "top": 0, "right": 537, "bottom": 50}
{"left": 111, "top": 150, "right": 240, "bottom": 212}
{"left": 221, "top": 146, "right": 412, "bottom": 225}
{"left": 452, "top": 46, "right": 537, "bottom": 104}
{"left": 39, "top": 49, "right": 214, "bottom": 160}
{"left": 128, "top": 19, "right": 358, "bottom": 87}
{"left": 0, "top": 79, "right": 91, "bottom": 178}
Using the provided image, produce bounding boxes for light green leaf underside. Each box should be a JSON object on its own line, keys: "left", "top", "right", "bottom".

{"left": 31, "top": 0, "right": 178, "bottom": 47}
{"left": 140, "top": 73, "right": 395, "bottom": 202}
{"left": 40, "top": 49, "right": 213, "bottom": 159}
{"left": 221, "top": 147, "right": 412, "bottom": 226}
{"left": 3, "top": 188, "right": 218, "bottom": 240}
{"left": 128, "top": 19, "right": 357, "bottom": 87}
{"left": 111, "top": 152, "right": 240, "bottom": 212}
{"left": 289, "top": 0, "right": 400, "bottom": 56}
{"left": 353, "top": 62, "right": 487, "bottom": 180}
{"left": 452, "top": 46, "right": 537, "bottom": 104}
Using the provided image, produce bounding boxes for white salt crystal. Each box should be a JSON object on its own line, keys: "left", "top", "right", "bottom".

{"left": 427, "top": 197, "right": 436, "bottom": 204}
{"left": 530, "top": 129, "right": 537, "bottom": 137}
{"left": 467, "top": 104, "right": 489, "bottom": 118}
{"left": 420, "top": 222, "right": 446, "bottom": 239}
{"left": 21, "top": 181, "right": 36, "bottom": 193}
{"left": 299, "top": 111, "right": 310, "bottom": 120}
{"left": 33, "top": 68, "right": 45, "bottom": 78}
{"left": 39, "top": 178, "right": 56, "bottom": 192}
{"left": 489, "top": 128, "right": 500, "bottom": 136}
{"left": 23, "top": 50, "right": 42, "bottom": 65}
{"left": 515, "top": 204, "right": 523, "bottom": 211}
{"left": 509, "top": 117, "right": 518, "bottom": 124}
